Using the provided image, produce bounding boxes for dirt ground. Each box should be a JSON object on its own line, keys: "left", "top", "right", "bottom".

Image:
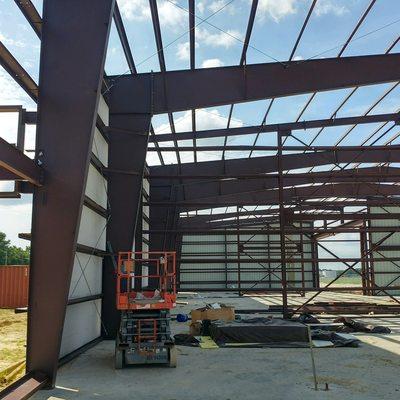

{"left": 0, "top": 309, "right": 27, "bottom": 389}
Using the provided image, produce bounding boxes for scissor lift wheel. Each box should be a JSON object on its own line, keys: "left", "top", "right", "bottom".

{"left": 168, "top": 345, "right": 177, "bottom": 368}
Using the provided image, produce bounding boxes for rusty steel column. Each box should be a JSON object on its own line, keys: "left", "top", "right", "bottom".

{"left": 236, "top": 206, "right": 242, "bottom": 296}
{"left": 27, "top": 0, "right": 115, "bottom": 386}
{"left": 278, "top": 130, "right": 289, "bottom": 318}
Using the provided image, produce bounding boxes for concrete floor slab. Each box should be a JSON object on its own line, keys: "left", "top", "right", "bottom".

{"left": 32, "top": 292, "right": 400, "bottom": 400}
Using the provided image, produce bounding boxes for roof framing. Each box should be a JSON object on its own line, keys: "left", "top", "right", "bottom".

{"left": 148, "top": 112, "right": 400, "bottom": 143}
{"left": 107, "top": 54, "right": 400, "bottom": 114}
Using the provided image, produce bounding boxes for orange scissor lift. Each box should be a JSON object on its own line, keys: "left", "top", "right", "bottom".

{"left": 115, "top": 251, "right": 177, "bottom": 368}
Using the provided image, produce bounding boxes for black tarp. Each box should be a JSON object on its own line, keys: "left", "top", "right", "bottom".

{"left": 209, "top": 318, "right": 309, "bottom": 346}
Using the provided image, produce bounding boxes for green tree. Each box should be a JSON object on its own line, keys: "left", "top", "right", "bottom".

{"left": 0, "top": 232, "right": 30, "bottom": 265}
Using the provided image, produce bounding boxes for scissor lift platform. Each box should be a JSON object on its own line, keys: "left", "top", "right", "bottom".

{"left": 115, "top": 251, "right": 177, "bottom": 368}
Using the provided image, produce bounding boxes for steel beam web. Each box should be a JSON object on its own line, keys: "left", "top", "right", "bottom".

{"left": 27, "top": 0, "right": 115, "bottom": 386}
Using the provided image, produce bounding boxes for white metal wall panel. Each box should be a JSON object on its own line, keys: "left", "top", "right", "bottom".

{"left": 77, "top": 206, "right": 107, "bottom": 250}
{"left": 85, "top": 164, "right": 108, "bottom": 208}
{"left": 143, "top": 177, "right": 150, "bottom": 196}
{"left": 61, "top": 99, "right": 109, "bottom": 358}
{"left": 68, "top": 252, "right": 102, "bottom": 300}
{"left": 98, "top": 95, "right": 109, "bottom": 126}
{"left": 92, "top": 128, "right": 108, "bottom": 167}
{"left": 179, "top": 223, "right": 314, "bottom": 290}
{"left": 370, "top": 206, "right": 400, "bottom": 295}
{"left": 60, "top": 300, "right": 102, "bottom": 357}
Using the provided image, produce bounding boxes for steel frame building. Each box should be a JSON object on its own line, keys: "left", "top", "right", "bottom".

{"left": 1, "top": 0, "right": 400, "bottom": 398}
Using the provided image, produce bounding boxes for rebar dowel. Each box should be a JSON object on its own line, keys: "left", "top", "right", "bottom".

{"left": 307, "top": 325, "right": 318, "bottom": 391}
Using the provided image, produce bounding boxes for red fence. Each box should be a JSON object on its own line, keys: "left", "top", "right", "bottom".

{"left": 0, "top": 265, "right": 29, "bottom": 308}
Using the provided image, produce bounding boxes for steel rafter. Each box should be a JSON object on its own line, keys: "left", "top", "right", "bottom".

{"left": 108, "top": 54, "right": 400, "bottom": 115}
{"left": 188, "top": 0, "right": 196, "bottom": 162}
{"left": 113, "top": 2, "right": 164, "bottom": 166}
{"left": 0, "top": 137, "right": 42, "bottom": 185}
{"left": 223, "top": 0, "right": 259, "bottom": 159}
{"left": 148, "top": 183, "right": 400, "bottom": 211}
{"left": 149, "top": 0, "right": 181, "bottom": 164}
{"left": 149, "top": 148, "right": 400, "bottom": 179}
{"left": 14, "top": 0, "right": 42, "bottom": 39}
{"left": 295, "top": 0, "right": 377, "bottom": 122}
{"left": 247, "top": 0, "right": 318, "bottom": 159}
{"left": 148, "top": 111, "right": 400, "bottom": 143}
{"left": 113, "top": 2, "right": 136, "bottom": 73}
{"left": 0, "top": 41, "right": 38, "bottom": 102}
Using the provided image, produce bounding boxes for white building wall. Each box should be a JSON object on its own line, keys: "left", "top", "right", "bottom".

{"left": 370, "top": 206, "right": 400, "bottom": 295}
{"left": 60, "top": 95, "right": 109, "bottom": 357}
{"left": 179, "top": 223, "right": 314, "bottom": 290}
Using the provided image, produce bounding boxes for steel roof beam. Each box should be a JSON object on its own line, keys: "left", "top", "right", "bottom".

{"left": 148, "top": 111, "right": 399, "bottom": 143}
{"left": 149, "top": 0, "right": 180, "bottom": 164}
{"left": 153, "top": 167, "right": 400, "bottom": 202}
{"left": 0, "top": 42, "right": 38, "bottom": 102}
{"left": 149, "top": 148, "right": 400, "bottom": 179}
{"left": 149, "top": 144, "right": 400, "bottom": 152}
{"left": 14, "top": 0, "right": 42, "bottom": 39}
{"left": 295, "top": 0, "right": 377, "bottom": 122}
{"left": 0, "top": 137, "right": 42, "bottom": 185}
{"left": 108, "top": 54, "right": 400, "bottom": 115}
{"left": 113, "top": 2, "right": 136, "bottom": 74}
{"left": 178, "top": 205, "right": 346, "bottom": 223}
{"left": 113, "top": 2, "right": 163, "bottom": 165}
{"left": 188, "top": 0, "right": 197, "bottom": 161}
{"left": 148, "top": 182, "right": 400, "bottom": 211}
{"left": 248, "top": 0, "right": 317, "bottom": 156}
{"left": 224, "top": 0, "right": 259, "bottom": 157}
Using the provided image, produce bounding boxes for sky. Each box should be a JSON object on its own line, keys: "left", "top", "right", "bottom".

{"left": 0, "top": 0, "right": 400, "bottom": 264}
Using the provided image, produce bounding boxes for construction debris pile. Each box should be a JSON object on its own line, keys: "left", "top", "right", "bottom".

{"left": 174, "top": 303, "right": 391, "bottom": 350}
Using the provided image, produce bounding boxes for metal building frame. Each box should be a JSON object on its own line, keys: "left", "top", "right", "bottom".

{"left": 1, "top": 0, "right": 400, "bottom": 397}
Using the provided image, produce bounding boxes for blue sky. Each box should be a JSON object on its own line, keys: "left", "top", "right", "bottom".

{"left": 0, "top": 0, "right": 399, "bottom": 259}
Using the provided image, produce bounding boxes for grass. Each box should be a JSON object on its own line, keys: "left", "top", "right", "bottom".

{"left": 0, "top": 309, "right": 27, "bottom": 390}
{"left": 320, "top": 276, "right": 362, "bottom": 286}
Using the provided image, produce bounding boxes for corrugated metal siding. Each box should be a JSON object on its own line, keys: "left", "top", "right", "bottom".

{"left": 370, "top": 206, "right": 400, "bottom": 295}
{"left": 179, "top": 222, "right": 314, "bottom": 290}
{"left": 0, "top": 265, "right": 29, "bottom": 308}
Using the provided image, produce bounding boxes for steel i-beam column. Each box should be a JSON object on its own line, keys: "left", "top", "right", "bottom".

{"left": 27, "top": 0, "right": 115, "bottom": 386}
{"left": 102, "top": 112, "right": 151, "bottom": 338}
{"left": 278, "top": 130, "right": 289, "bottom": 318}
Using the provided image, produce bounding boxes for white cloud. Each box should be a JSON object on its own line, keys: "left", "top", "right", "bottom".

{"left": 118, "top": 0, "right": 150, "bottom": 20}
{"left": 154, "top": 109, "right": 242, "bottom": 135}
{"left": 257, "top": 0, "right": 299, "bottom": 23}
{"left": 201, "top": 58, "right": 224, "bottom": 68}
{"left": 176, "top": 41, "right": 199, "bottom": 61}
{"left": 209, "top": 0, "right": 225, "bottom": 13}
{"left": 158, "top": 1, "right": 187, "bottom": 27}
{"left": 197, "top": 27, "right": 241, "bottom": 48}
{"left": 208, "top": 0, "right": 235, "bottom": 14}
{"left": 118, "top": 0, "right": 186, "bottom": 28}
{"left": 197, "top": 1, "right": 206, "bottom": 14}
{"left": 253, "top": 0, "right": 347, "bottom": 23}
{"left": 0, "top": 198, "right": 32, "bottom": 247}
{"left": 176, "top": 42, "right": 190, "bottom": 60}
{"left": 0, "top": 32, "right": 26, "bottom": 48}
{"left": 149, "top": 108, "right": 243, "bottom": 164}
{"left": 293, "top": 55, "right": 303, "bottom": 61}
{"left": 315, "top": 0, "right": 348, "bottom": 17}
{"left": 0, "top": 67, "right": 33, "bottom": 107}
